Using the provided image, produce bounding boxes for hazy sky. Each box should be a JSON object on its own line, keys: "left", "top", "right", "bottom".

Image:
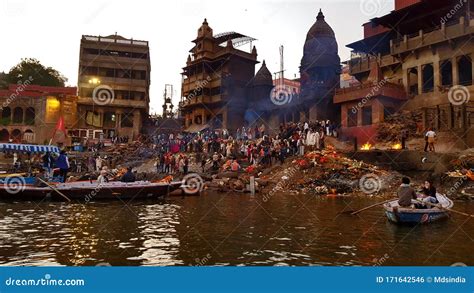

{"left": 0, "top": 0, "right": 393, "bottom": 113}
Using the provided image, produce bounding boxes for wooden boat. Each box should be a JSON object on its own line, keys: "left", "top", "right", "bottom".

{"left": 0, "top": 180, "right": 184, "bottom": 201}
{"left": 383, "top": 193, "right": 453, "bottom": 224}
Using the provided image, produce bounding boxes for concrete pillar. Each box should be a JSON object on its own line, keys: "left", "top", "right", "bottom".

{"left": 453, "top": 56, "right": 459, "bottom": 85}
{"left": 417, "top": 64, "right": 423, "bottom": 95}
{"left": 403, "top": 67, "right": 409, "bottom": 93}
{"left": 433, "top": 61, "right": 441, "bottom": 93}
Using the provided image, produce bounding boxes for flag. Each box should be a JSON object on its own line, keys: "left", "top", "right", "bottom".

{"left": 51, "top": 116, "right": 67, "bottom": 139}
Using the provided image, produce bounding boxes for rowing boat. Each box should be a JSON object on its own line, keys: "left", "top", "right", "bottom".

{"left": 383, "top": 193, "right": 453, "bottom": 224}
{"left": 0, "top": 180, "right": 184, "bottom": 201}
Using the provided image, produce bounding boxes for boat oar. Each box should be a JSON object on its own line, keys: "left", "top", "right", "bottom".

{"left": 38, "top": 177, "right": 71, "bottom": 202}
{"left": 414, "top": 199, "right": 474, "bottom": 218}
{"left": 349, "top": 198, "right": 397, "bottom": 215}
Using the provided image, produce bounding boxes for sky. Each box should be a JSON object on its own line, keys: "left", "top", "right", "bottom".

{"left": 0, "top": 0, "right": 393, "bottom": 114}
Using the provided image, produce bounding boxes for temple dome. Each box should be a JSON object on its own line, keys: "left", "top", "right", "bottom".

{"left": 252, "top": 60, "right": 273, "bottom": 86}
{"left": 301, "top": 9, "right": 340, "bottom": 69}
{"left": 306, "top": 9, "right": 335, "bottom": 40}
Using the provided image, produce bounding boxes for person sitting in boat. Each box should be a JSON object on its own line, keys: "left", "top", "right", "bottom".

{"left": 97, "top": 169, "right": 109, "bottom": 184}
{"left": 420, "top": 180, "right": 438, "bottom": 205}
{"left": 397, "top": 177, "right": 417, "bottom": 207}
{"left": 34, "top": 169, "right": 48, "bottom": 187}
{"left": 121, "top": 167, "right": 136, "bottom": 183}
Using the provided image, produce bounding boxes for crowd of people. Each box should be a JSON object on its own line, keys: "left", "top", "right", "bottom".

{"left": 150, "top": 120, "right": 338, "bottom": 175}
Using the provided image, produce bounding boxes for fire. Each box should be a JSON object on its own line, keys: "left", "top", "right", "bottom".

{"left": 391, "top": 143, "right": 402, "bottom": 150}
{"left": 360, "top": 142, "right": 372, "bottom": 151}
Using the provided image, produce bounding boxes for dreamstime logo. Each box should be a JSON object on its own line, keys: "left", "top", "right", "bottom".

{"left": 359, "top": 0, "right": 388, "bottom": 17}
{"left": 270, "top": 84, "right": 293, "bottom": 106}
{"left": 181, "top": 173, "right": 204, "bottom": 194}
{"left": 448, "top": 85, "right": 470, "bottom": 106}
{"left": 1, "top": 76, "right": 34, "bottom": 111}
{"left": 351, "top": 79, "right": 387, "bottom": 114}
{"left": 4, "top": 175, "right": 26, "bottom": 194}
{"left": 359, "top": 173, "right": 381, "bottom": 194}
{"left": 440, "top": 0, "right": 467, "bottom": 24}
{"left": 92, "top": 85, "right": 115, "bottom": 105}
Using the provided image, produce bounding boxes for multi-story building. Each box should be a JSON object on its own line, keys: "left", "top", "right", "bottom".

{"left": 76, "top": 34, "right": 151, "bottom": 140}
{"left": 179, "top": 19, "right": 258, "bottom": 133}
{"left": 0, "top": 84, "right": 77, "bottom": 144}
{"left": 334, "top": 0, "right": 474, "bottom": 144}
{"left": 180, "top": 11, "right": 340, "bottom": 134}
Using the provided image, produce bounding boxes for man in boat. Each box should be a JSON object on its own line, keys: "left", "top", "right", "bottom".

{"left": 56, "top": 151, "right": 70, "bottom": 183}
{"left": 397, "top": 177, "right": 417, "bottom": 207}
{"left": 34, "top": 169, "right": 48, "bottom": 187}
{"left": 121, "top": 167, "right": 136, "bottom": 183}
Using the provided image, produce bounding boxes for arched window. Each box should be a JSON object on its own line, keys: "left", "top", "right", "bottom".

{"left": 13, "top": 107, "right": 23, "bottom": 124}
{"left": 11, "top": 129, "right": 21, "bottom": 143}
{"left": 0, "top": 129, "right": 9, "bottom": 142}
{"left": 25, "top": 107, "right": 35, "bottom": 125}
{"left": 1, "top": 107, "right": 11, "bottom": 125}
{"left": 23, "top": 129, "right": 34, "bottom": 143}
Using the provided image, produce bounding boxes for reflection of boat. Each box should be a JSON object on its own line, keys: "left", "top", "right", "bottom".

{"left": 383, "top": 194, "right": 453, "bottom": 224}
{"left": 0, "top": 180, "right": 183, "bottom": 201}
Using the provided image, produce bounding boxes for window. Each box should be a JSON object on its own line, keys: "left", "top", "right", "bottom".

{"left": 12, "top": 107, "right": 23, "bottom": 124}
{"left": 347, "top": 109, "right": 357, "bottom": 127}
{"left": 422, "top": 64, "right": 434, "bottom": 93}
{"left": 362, "top": 106, "right": 372, "bottom": 126}
{"left": 103, "top": 112, "right": 116, "bottom": 128}
{"left": 383, "top": 107, "right": 395, "bottom": 120}
{"left": 121, "top": 113, "right": 134, "bottom": 128}
{"left": 440, "top": 60, "right": 453, "bottom": 86}
{"left": 25, "top": 107, "right": 35, "bottom": 125}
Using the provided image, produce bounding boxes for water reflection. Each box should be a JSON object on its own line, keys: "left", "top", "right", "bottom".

{"left": 0, "top": 194, "right": 472, "bottom": 266}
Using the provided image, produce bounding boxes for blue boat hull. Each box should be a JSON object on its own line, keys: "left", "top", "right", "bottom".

{"left": 385, "top": 210, "right": 449, "bottom": 224}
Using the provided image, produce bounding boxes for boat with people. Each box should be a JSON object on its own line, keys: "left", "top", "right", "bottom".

{"left": 383, "top": 193, "right": 453, "bottom": 224}
{"left": 0, "top": 180, "right": 184, "bottom": 201}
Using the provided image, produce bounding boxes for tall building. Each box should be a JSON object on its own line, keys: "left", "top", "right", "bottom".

{"left": 299, "top": 9, "right": 341, "bottom": 121}
{"left": 335, "top": 0, "right": 474, "bottom": 144}
{"left": 76, "top": 34, "right": 151, "bottom": 140}
{"left": 179, "top": 19, "right": 258, "bottom": 133}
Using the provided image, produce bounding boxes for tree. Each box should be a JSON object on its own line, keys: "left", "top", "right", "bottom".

{"left": 0, "top": 72, "right": 7, "bottom": 89}
{"left": 5, "top": 58, "right": 67, "bottom": 87}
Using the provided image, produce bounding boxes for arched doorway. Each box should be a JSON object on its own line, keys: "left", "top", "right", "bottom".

{"left": 12, "top": 107, "right": 23, "bottom": 124}
{"left": 23, "top": 129, "right": 34, "bottom": 143}
{"left": 11, "top": 129, "right": 21, "bottom": 143}
{"left": 0, "top": 129, "right": 9, "bottom": 142}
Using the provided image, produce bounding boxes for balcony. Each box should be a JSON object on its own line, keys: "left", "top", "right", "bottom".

{"left": 391, "top": 17, "right": 474, "bottom": 55}
{"left": 77, "top": 97, "right": 148, "bottom": 109}
{"left": 349, "top": 54, "right": 400, "bottom": 76}
{"left": 334, "top": 82, "right": 407, "bottom": 104}
{"left": 179, "top": 95, "right": 223, "bottom": 108}
{"left": 80, "top": 53, "right": 149, "bottom": 68}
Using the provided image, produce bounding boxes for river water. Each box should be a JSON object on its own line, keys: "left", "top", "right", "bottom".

{"left": 0, "top": 192, "right": 472, "bottom": 266}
